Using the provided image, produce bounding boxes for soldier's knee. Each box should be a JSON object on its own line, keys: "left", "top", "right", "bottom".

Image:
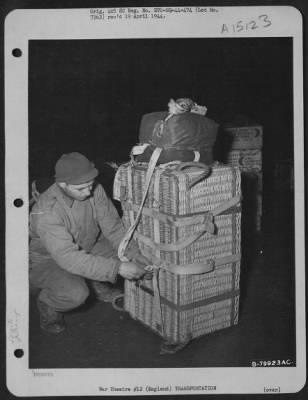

{"left": 68, "top": 283, "right": 89, "bottom": 308}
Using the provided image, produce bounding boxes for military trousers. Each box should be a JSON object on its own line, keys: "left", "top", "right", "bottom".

{"left": 29, "top": 238, "right": 117, "bottom": 312}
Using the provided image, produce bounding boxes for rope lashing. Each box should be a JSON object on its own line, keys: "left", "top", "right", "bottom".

{"left": 168, "top": 98, "right": 194, "bottom": 114}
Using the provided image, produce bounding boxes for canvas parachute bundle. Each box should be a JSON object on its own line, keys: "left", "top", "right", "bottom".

{"left": 132, "top": 98, "right": 219, "bottom": 164}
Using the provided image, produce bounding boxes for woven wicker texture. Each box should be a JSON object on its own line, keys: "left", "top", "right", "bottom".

{"left": 114, "top": 162, "right": 241, "bottom": 344}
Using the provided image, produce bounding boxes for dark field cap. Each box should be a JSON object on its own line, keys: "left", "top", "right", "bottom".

{"left": 55, "top": 152, "right": 98, "bottom": 184}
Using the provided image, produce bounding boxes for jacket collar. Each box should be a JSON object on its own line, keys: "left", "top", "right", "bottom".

{"left": 52, "top": 183, "right": 75, "bottom": 208}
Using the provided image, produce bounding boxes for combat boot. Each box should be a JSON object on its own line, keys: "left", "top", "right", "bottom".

{"left": 37, "top": 299, "right": 65, "bottom": 333}
{"left": 89, "top": 281, "right": 123, "bottom": 303}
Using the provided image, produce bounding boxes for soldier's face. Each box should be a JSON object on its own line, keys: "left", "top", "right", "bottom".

{"left": 61, "top": 180, "right": 95, "bottom": 201}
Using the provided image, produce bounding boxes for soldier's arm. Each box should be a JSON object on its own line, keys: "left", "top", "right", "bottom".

{"left": 36, "top": 210, "right": 120, "bottom": 282}
{"left": 93, "top": 184, "right": 140, "bottom": 260}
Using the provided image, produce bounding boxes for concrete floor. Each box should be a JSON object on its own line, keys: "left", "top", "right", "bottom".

{"left": 28, "top": 189, "right": 296, "bottom": 369}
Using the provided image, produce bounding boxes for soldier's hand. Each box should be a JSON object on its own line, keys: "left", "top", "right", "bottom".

{"left": 118, "top": 262, "right": 146, "bottom": 280}
{"left": 132, "top": 253, "right": 151, "bottom": 267}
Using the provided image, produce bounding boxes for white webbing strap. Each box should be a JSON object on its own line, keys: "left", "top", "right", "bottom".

{"left": 211, "top": 195, "right": 241, "bottom": 217}
{"left": 193, "top": 151, "right": 200, "bottom": 162}
{"left": 122, "top": 194, "right": 240, "bottom": 227}
{"left": 118, "top": 147, "right": 162, "bottom": 262}
{"left": 132, "top": 195, "right": 241, "bottom": 252}
{"left": 153, "top": 166, "right": 164, "bottom": 262}
{"left": 130, "top": 143, "right": 150, "bottom": 157}
{"left": 143, "top": 254, "right": 241, "bottom": 276}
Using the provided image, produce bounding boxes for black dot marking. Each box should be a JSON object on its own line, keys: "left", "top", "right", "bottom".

{"left": 14, "top": 349, "right": 24, "bottom": 358}
{"left": 13, "top": 198, "right": 24, "bottom": 208}
{"left": 12, "top": 48, "right": 22, "bottom": 57}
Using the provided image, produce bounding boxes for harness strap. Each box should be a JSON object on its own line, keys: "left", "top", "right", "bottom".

{"left": 132, "top": 196, "right": 241, "bottom": 252}
{"left": 151, "top": 267, "right": 164, "bottom": 334}
{"left": 138, "top": 279, "right": 240, "bottom": 312}
{"left": 122, "top": 200, "right": 241, "bottom": 226}
{"left": 144, "top": 254, "right": 240, "bottom": 276}
{"left": 134, "top": 229, "right": 208, "bottom": 252}
{"left": 118, "top": 147, "right": 162, "bottom": 262}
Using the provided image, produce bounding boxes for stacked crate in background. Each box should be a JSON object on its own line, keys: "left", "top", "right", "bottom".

{"left": 222, "top": 123, "right": 263, "bottom": 231}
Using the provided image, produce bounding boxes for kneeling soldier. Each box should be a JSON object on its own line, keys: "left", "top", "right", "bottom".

{"left": 29, "top": 152, "right": 146, "bottom": 333}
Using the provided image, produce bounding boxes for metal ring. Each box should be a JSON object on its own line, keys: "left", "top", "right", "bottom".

{"left": 112, "top": 294, "right": 125, "bottom": 312}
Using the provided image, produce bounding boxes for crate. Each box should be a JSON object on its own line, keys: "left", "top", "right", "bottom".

{"left": 114, "top": 162, "right": 241, "bottom": 345}
{"left": 223, "top": 124, "right": 263, "bottom": 150}
{"left": 226, "top": 149, "right": 262, "bottom": 172}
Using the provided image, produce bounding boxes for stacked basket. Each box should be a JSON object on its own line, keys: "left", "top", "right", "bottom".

{"left": 114, "top": 161, "right": 241, "bottom": 350}
{"left": 222, "top": 123, "right": 263, "bottom": 231}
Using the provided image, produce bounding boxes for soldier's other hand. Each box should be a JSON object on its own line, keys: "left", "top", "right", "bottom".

{"left": 118, "top": 262, "right": 146, "bottom": 280}
{"left": 132, "top": 253, "right": 151, "bottom": 267}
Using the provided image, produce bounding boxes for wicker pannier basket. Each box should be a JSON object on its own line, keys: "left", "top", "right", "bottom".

{"left": 114, "top": 161, "right": 241, "bottom": 351}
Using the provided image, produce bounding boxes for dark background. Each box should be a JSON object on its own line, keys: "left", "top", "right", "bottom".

{"left": 29, "top": 37, "right": 293, "bottom": 194}
{"left": 26, "top": 35, "right": 300, "bottom": 380}
{"left": 27, "top": 38, "right": 297, "bottom": 371}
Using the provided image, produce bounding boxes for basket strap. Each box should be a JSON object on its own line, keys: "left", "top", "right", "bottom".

{"left": 123, "top": 195, "right": 241, "bottom": 226}
{"left": 134, "top": 229, "right": 209, "bottom": 252}
{"left": 132, "top": 195, "right": 241, "bottom": 252}
{"left": 138, "top": 280, "right": 241, "bottom": 312}
{"left": 193, "top": 151, "right": 200, "bottom": 162}
{"left": 130, "top": 143, "right": 150, "bottom": 160}
{"left": 118, "top": 147, "right": 162, "bottom": 262}
{"left": 145, "top": 254, "right": 240, "bottom": 276}
{"left": 153, "top": 166, "right": 165, "bottom": 262}
{"left": 211, "top": 195, "right": 241, "bottom": 217}
{"left": 161, "top": 254, "right": 240, "bottom": 275}
{"left": 151, "top": 267, "right": 165, "bottom": 336}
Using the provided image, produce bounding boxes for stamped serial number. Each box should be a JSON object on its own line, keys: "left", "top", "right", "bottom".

{"left": 252, "top": 359, "right": 293, "bottom": 367}
{"left": 221, "top": 14, "right": 272, "bottom": 34}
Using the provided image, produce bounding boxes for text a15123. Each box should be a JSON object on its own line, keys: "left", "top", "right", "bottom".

{"left": 221, "top": 15, "right": 272, "bottom": 34}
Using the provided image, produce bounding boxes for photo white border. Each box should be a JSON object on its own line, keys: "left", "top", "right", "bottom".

{"left": 5, "top": 6, "right": 306, "bottom": 396}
